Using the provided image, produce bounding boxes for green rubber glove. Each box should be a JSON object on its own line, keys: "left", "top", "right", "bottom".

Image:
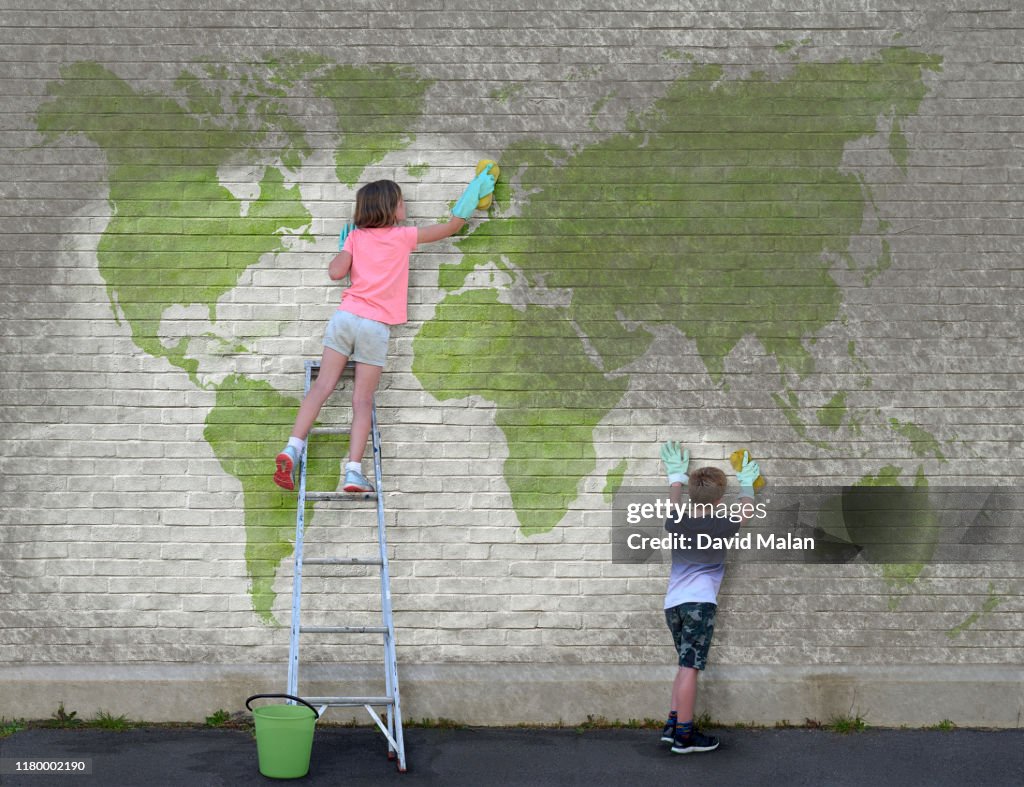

{"left": 452, "top": 164, "right": 496, "bottom": 219}
{"left": 735, "top": 451, "right": 760, "bottom": 497}
{"left": 660, "top": 441, "right": 690, "bottom": 485}
{"left": 338, "top": 221, "right": 355, "bottom": 251}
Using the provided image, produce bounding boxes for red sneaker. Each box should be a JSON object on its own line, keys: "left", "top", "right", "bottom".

{"left": 274, "top": 446, "right": 299, "bottom": 491}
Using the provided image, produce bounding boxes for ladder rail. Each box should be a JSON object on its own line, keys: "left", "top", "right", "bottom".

{"left": 286, "top": 362, "right": 315, "bottom": 698}
{"left": 372, "top": 402, "right": 404, "bottom": 763}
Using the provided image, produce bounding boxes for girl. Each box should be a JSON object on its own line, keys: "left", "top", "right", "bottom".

{"left": 274, "top": 166, "right": 495, "bottom": 493}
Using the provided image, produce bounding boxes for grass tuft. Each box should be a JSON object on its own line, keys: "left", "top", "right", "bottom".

{"left": 204, "top": 710, "right": 231, "bottom": 728}
{"left": 408, "top": 717, "right": 465, "bottom": 729}
{"left": 1, "top": 718, "right": 26, "bottom": 739}
{"left": 91, "top": 711, "right": 132, "bottom": 731}
{"left": 828, "top": 713, "right": 868, "bottom": 734}
{"left": 42, "top": 703, "right": 82, "bottom": 729}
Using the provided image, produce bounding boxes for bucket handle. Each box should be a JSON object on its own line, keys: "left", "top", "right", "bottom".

{"left": 245, "top": 693, "right": 321, "bottom": 719}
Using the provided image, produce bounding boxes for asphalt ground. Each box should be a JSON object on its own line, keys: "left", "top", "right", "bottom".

{"left": 1, "top": 725, "right": 1022, "bottom": 786}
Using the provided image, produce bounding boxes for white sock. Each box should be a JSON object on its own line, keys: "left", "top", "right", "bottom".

{"left": 345, "top": 461, "right": 362, "bottom": 473}
{"left": 287, "top": 436, "right": 306, "bottom": 453}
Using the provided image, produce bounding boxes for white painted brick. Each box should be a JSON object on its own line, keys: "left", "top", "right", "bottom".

{"left": 2, "top": 9, "right": 1022, "bottom": 704}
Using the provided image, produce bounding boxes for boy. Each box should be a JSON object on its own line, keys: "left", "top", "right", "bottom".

{"left": 657, "top": 441, "right": 761, "bottom": 754}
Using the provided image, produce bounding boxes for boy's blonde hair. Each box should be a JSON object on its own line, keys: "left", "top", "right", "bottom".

{"left": 688, "top": 466, "right": 727, "bottom": 504}
{"left": 353, "top": 180, "right": 402, "bottom": 228}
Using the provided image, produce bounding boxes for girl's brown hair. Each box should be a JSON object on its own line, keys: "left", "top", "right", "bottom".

{"left": 353, "top": 180, "right": 403, "bottom": 228}
{"left": 687, "top": 467, "right": 728, "bottom": 505}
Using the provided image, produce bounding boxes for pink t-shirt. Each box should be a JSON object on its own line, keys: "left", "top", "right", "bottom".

{"left": 339, "top": 225, "right": 418, "bottom": 325}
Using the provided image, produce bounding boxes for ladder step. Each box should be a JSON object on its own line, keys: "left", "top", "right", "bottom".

{"left": 300, "top": 625, "right": 388, "bottom": 635}
{"left": 306, "top": 491, "right": 377, "bottom": 502}
{"left": 304, "top": 557, "right": 383, "bottom": 566}
{"left": 303, "top": 696, "right": 394, "bottom": 707}
{"left": 309, "top": 427, "right": 350, "bottom": 435}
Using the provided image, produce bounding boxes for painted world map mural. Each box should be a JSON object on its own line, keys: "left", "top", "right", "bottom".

{"left": 36, "top": 46, "right": 945, "bottom": 621}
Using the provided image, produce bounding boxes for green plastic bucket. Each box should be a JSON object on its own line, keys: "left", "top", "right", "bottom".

{"left": 246, "top": 694, "right": 320, "bottom": 779}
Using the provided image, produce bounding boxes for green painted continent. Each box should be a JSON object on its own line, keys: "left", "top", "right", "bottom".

{"left": 35, "top": 61, "right": 313, "bottom": 382}
{"left": 203, "top": 375, "right": 347, "bottom": 623}
{"left": 416, "top": 46, "right": 941, "bottom": 534}
{"left": 415, "top": 289, "right": 628, "bottom": 535}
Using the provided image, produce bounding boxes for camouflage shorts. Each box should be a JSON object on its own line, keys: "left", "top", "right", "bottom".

{"left": 665, "top": 602, "right": 717, "bottom": 670}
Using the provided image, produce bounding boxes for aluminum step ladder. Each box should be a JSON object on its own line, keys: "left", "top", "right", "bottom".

{"left": 286, "top": 359, "right": 406, "bottom": 772}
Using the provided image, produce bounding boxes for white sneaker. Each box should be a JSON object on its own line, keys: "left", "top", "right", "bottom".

{"left": 343, "top": 467, "right": 374, "bottom": 493}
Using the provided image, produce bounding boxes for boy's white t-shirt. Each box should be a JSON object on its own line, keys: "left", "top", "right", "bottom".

{"left": 664, "top": 559, "right": 727, "bottom": 608}
{"left": 663, "top": 513, "right": 739, "bottom": 608}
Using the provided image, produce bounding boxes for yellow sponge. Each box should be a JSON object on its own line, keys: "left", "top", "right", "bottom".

{"left": 476, "top": 159, "right": 500, "bottom": 210}
{"left": 730, "top": 448, "right": 766, "bottom": 492}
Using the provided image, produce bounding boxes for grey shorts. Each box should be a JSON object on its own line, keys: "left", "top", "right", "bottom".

{"left": 665, "top": 602, "right": 717, "bottom": 670}
{"left": 322, "top": 310, "right": 390, "bottom": 367}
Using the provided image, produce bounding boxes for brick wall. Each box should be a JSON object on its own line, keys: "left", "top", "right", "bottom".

{"left": 1, "top": 1, "right": 1022, "bottom": 725}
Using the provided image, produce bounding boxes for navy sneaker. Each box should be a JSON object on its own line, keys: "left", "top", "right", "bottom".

{"left": 670, "top": 730, "right": 720, "bottom": 754}
{"left": 660, "top": 717, "right": 677, "bottom": 743}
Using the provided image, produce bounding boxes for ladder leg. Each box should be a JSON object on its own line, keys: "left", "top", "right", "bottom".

{"left": 287, "top": 362, "right": 315, "bottom": 698}
{"left": 372, "top": 400, "right": 406, "bottom": 771}
{"left": 389, "top": 632, "right": 406, "bottom": 771}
